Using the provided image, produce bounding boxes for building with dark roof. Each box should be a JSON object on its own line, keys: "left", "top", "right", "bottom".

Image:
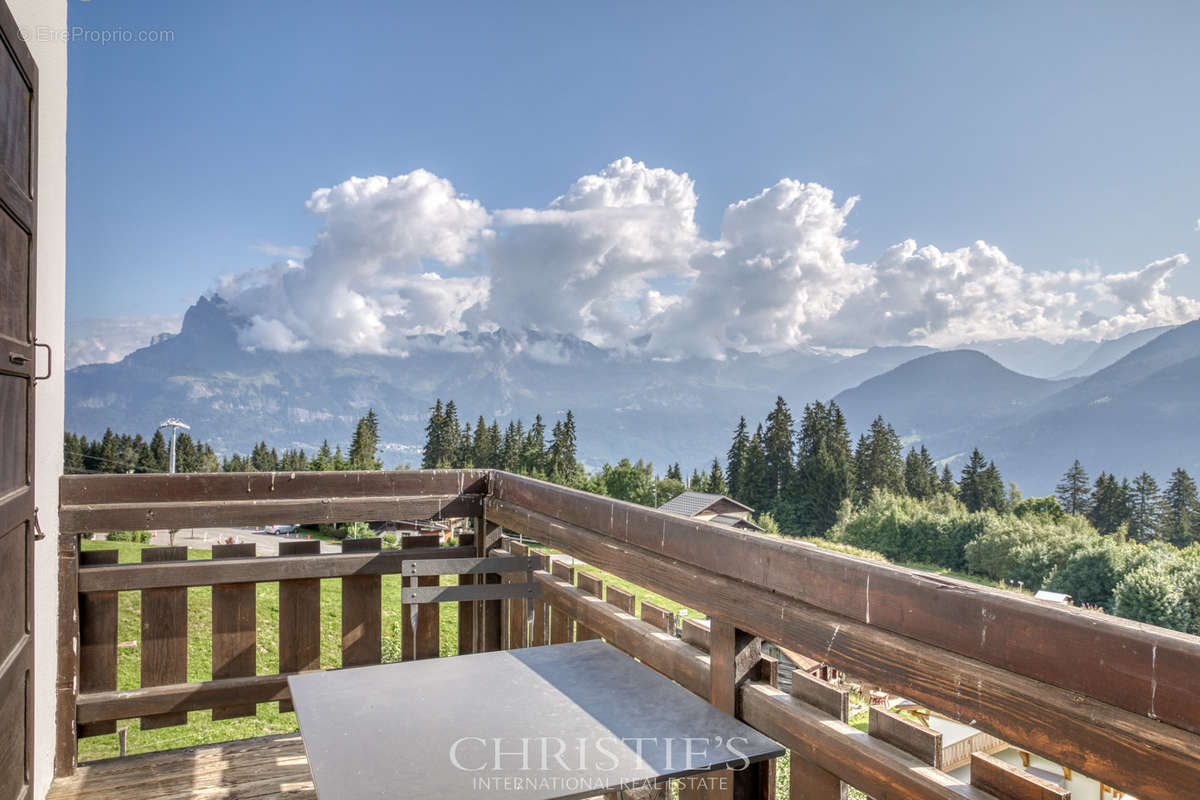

{"left": 657, "top": 491, "right": 764, "bottom": 532}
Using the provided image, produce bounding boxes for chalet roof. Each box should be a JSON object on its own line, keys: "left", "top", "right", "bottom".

{"left": 657, "top": 491, "right": 754, "bottom": 518}
{"left": 712, "top": 513, "right": 765, "bottom": 532}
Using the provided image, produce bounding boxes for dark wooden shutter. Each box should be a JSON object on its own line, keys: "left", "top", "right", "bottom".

{"left": 0, "top": 2, "right": 36, "bottom": 798}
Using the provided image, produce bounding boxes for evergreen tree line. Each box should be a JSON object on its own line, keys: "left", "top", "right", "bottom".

{"left": 1055, "top": 459, "right": 1199, "bottom": 547}
{"left": 720, "top": 397, "right": 1008, "bottom": 536}
{"left": 64, "top": 429, "right": 220, "bottom": 474}
{"left": 65, "top": 410, "right": 384, "bottom": 476}
{"left": 421, "top": 399, "right": 581, "bottom": 483}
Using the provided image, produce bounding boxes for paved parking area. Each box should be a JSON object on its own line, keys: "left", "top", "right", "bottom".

{"left": 142, "top": 527, "right": 340, "bottom": 555}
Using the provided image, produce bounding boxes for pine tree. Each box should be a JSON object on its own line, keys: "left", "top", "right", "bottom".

{"left": 453, "top": 422, "right": 473, "bottom": 468}
{"left": 939, "top": 464, "right": 956, "bottom": 495}
{"left": 64, "top": 433, "right": 84, "bottom": 473}
{"left": 313, "top": 440, "right": 333, "bottom": 471}
{"left": 705, "top": 457, "right": 727, "bottom": 494}
{"left": 855, "top": 417, "right": 903, "bottom": 498}
{"left": 794, "top": 401, "right": 854, "bottom": 536}
{"left": 487, "top": 421, "right": 503, "bottom": 469}
{"left": 147, "top": 429, "right": 169, "bottom": 473}
{"left": 667, "top": 463, "right": 682, "bottom": 482}
{"left": 522, "top": 415, "right": 547, "bottom": 475}
{"left": 725, "top": 416, "right": 750, "bottom": 501}
{"left": 741, "top": 425, "right": 769, "bottom": 510}
{"left": 762, "top": 398, "right": 795, "bottom": 500}
{"left": 422, "top": 400, "right": 445, "bottom": 469}
{"left": 348, "top": 410, "right": 383, "bottom": 470}
{"left": 1055, "top": 460, "right": 1091, "bottom": 515}
{"left": 958, "top": 448, "right": 992, "bottom": 512}
{"left": 904, "top": 447, "right": 934, "bottom": 499}
{"left": 1128, "top": 471, "right": 1161, "bottom": 543}
{"left": 1088, "top": 473, "right": 1133, "bottom": 535}
{"left": 1162, "top": 468, "right": 1199, "bottom": 547}
{"left": 979, "top": 461, "right": 1007, "bottom": 513}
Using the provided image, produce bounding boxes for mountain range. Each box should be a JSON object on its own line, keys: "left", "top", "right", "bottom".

{"left": 66, "top": 296, "right": 1200, "bottom": 495}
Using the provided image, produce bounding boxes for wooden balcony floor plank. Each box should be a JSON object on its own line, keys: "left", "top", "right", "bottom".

{"left": 47, "top": 734, "right": 316, "bottom": 800}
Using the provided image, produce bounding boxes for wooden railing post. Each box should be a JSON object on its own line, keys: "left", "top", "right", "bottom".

{"left": 457, "top": 530, "right": 476, "bottom": 655}
{"left": 708, "top": 618, "right": 767, "bottom": 800}
{"left": 77, "top": 549, "right": 118, "bottom": 738}
{"left": 55, "top": 533, "right": 82, "bottom": 777}
{"left": 140, "top": 546, "right": 189, "bottom": 730}
{"left": 788, "top": 670, "right": 850, "bottom": 800}
{"left": 278, "top": 539, "right": 321, "bottom": 712}
{"left": 401, "top": 533, "right": 441, "bottom": 660}
{"left": 341, "top": 537, "right": 382, "bottom": 667}
{"left": 211, "top": 543, "right": 257, "bottom": 719}
{"left": 475, "top": 518, "right": 503, "bottom": 652}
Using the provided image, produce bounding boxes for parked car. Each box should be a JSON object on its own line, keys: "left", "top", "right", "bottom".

{"left": 264, "top": 524, "right": 299, "bottom": 535}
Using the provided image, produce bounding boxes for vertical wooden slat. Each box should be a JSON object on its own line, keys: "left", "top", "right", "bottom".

{"left": 680, "top": 617, "right": 711, "bottom": 651}
{"left": 531, "top": 552, "right": 550, "bottom": 647}
{"left": 476, "top": 519, "right": 503, "bottom": 653}
{"left": 211, "top": 543, "right": 256, "bottom": 720}
{"left": 401, "top": 533, "right": 441, "bottom": 661}
{"left": 278, "top": 539, "right": 321, "bottom": 713}
{"left": 575, "top": 571, "right": 603, "bottom": 641}
{"left": 790, "top": 670, "right": 850, "bottom": 800}
{"left": 868, "top": 706, "right": 942, "bottom": 768}
{"left": 505, "top": 541, "right": 529, "bottom": 649}
{"left": 605, "top": 585, "right": 635, "bottom": 616}
{"left": 970, "top": 752, "right": 1071, "bottom": 800}
{"left": 457, "top": 531, "right": 475, "bottom": 656}
{"left": 57, "top": 532, "right": 82, "bottom": 777}
{"left": 140, "top": 546, "right": 189, "bottom": 730}
{"left": 77, "top": 549, "right": 118, "bottom": 737}
{"left": 640, "top": 601, "right": 676, "bottom": 636}
{"left": 341, "top": 537, "right": 382, "bottom": 667}
{"left": 549, "top": 560, "right": 575, "bottom": 644}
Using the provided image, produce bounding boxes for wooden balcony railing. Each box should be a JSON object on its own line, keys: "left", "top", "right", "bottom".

{"left": 55, "top": 469, "right": 1200, "bottom": 800}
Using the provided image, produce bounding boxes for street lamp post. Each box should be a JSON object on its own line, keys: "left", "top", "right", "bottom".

{"left": 158, "top": 418, "right": 190, "bottom": 474}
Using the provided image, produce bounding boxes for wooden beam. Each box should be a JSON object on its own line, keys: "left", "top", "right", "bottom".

{"left": 77, "top": 545, "right": 475, "bottom": 592}
{"left": 489, "top": 473, "right": 1200, "bottom": 737}
{"left": 970, "top": 752, "right": 1071, "bottom": 800}
{"left": 60, "top": 494, "right": 483, "bottom": 534}
{"left": 59, "top": 469, "right": 488, "bottom": 505}
{"left": 485, "top": 498, "right": 1200, "bottom": 800}
{"left": 741, "top": 683, "right": 996, "bottom": 800}
{"left": 536, "top": 569, "right": 709, "bottom": 699}
{"left": 55, "top": 532, "right": 82, "bottom": 776}
{"left": 709, "top": 619, "right": 766, "bottom": 799}
{"left": 77, "top": 674, "right": 294, "bottom": 725}
{"left": 476, "top": 518, "right": 503, "bottom": 653}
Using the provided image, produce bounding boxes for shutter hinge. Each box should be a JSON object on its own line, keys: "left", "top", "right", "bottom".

{"left": 33, "top": 507, "right": 45, "bottom": 541}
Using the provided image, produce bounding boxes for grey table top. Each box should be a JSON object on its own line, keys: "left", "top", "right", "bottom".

{"left": 288, "top": 640, "right": 784, "bottom": 799}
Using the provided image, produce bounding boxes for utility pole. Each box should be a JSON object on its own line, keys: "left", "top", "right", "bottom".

{"left": 158, "top": 418, "right": 190, "bottom": 473}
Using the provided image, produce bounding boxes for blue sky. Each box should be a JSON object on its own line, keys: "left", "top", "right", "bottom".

{"left": 66, "top": 1, "right": 1200, "bottom": 363}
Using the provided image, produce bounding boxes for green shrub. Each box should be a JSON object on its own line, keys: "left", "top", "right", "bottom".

{"left": 1113, "top": 559, "right": 1194, "bottom": 632}
{"left": 835, "top": 490, "right": 976, "bottom": 570}
{"left": 1045, "top": 540, "right": 1141, "bottom": 609}
{"left": 106, "top": 530, "right": 151, "bottom": 543}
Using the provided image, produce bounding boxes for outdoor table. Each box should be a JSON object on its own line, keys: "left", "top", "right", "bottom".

{"left": 288, "top": 639, "right": 784, "bottom": 799}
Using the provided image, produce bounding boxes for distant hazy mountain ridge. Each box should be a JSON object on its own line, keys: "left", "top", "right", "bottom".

{"left": 66, "top": 296, "right": 1196, "bottom": 494}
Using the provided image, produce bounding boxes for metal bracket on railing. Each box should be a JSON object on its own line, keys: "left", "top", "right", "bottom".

{"left": 401, "top": 555, "right": 541, "bottom": 605}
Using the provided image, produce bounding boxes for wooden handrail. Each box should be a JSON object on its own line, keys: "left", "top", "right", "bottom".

{"left": 485, "top": 495, "right": 1200, "bottom": 800}
{"left": 76, "top": 545, "right": 476, "bottom": 592}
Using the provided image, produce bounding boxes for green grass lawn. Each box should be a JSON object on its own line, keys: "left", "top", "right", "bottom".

{"left": 77, "top": 540, "right": 464, "bottom": 761}
{"left": 77, "top": 537, "right": 683, "bottom": 761}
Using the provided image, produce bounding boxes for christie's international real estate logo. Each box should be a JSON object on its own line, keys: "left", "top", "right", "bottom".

{"left": 449, "top": 735, "right": 749, "bottom": 793}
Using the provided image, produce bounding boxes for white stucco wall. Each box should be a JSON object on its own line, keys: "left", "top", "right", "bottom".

{"left": 7, "top": 1, "right": 67, "bottom": 797}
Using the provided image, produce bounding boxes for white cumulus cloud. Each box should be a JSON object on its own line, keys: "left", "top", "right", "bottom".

{"left": 203, "top": 158, "right": 1199, "bottom": 359}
